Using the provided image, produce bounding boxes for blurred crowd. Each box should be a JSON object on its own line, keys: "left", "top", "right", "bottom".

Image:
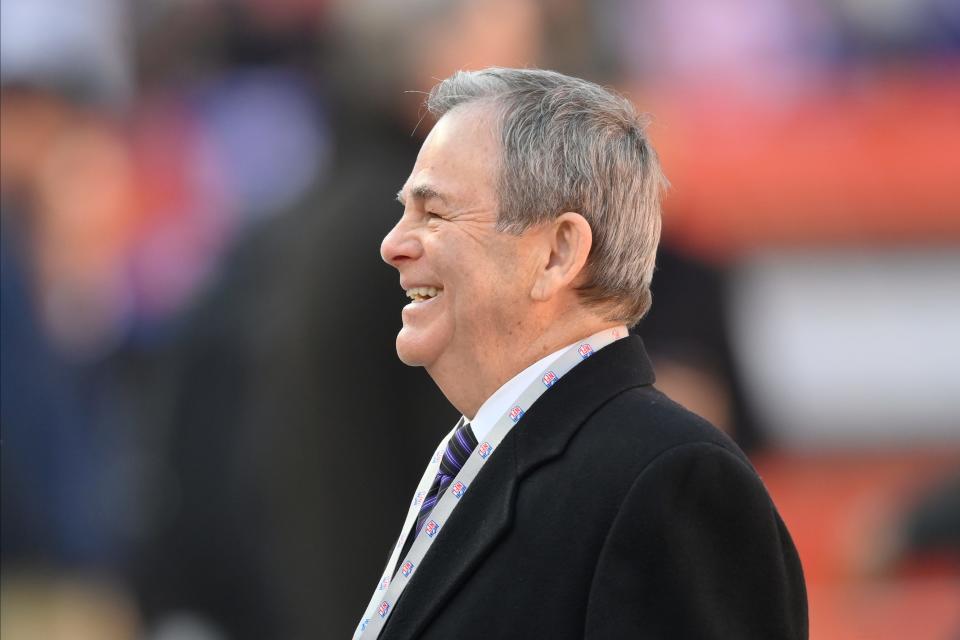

{"left": 1, "top": 0, "right": 958, "bottom": 639}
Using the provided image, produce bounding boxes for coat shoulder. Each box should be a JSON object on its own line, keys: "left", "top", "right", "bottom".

{"left": 578, "top": 386, "right": 809, "bottom": 639}
{"left": 575, "top": 384, "right": 755, "bottom": 481}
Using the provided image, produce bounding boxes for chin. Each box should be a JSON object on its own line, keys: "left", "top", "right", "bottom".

{"left": 395, "top": 328, "right": 436, "bottom": 368}
{"left": 396, "top": 346, "right": 424, "bottom": 367}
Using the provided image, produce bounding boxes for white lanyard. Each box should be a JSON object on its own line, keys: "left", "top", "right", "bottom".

{"left": 354, "top": 326, "right": 627, "bottom": 639}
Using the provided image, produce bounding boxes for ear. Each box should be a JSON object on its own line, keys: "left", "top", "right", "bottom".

{"left": 530, "top": 212, "right": 593, "bottom": 302}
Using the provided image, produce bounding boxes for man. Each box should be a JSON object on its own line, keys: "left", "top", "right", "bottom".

{"left": 358, "top": 68, "right": 807, "bottom": 639}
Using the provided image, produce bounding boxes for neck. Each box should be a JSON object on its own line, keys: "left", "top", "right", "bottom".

{"left": 428, "top": 312, "right": 621, "bottom": 418}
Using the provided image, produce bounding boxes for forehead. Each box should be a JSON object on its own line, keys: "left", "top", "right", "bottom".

{"left": 403, "top": 104, "right": 500, "bottom": 207}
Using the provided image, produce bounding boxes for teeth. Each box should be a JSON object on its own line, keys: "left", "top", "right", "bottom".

{"left": 406, "top": 286, "right": 441, "bottom": 301}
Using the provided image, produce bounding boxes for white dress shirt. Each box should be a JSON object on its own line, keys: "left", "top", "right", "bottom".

{"left": 467, "top": 338, "right": 596, "bottom": 442}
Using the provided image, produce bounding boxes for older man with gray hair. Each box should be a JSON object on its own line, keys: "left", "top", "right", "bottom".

{"left": 358, "top": 67, "right": 807, "bottom": 639}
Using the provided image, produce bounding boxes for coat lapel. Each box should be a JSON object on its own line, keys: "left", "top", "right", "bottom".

{"left": 379, "top": 336, "right": 655, "bottom": 639}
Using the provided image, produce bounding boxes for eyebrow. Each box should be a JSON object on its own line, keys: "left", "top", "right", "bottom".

{"left": 396, "top": 184, "right": 450, "bottom": 207}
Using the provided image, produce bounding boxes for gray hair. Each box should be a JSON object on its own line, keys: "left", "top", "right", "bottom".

{"left": 426, "top": 67, "right": 667, "bottom": 325}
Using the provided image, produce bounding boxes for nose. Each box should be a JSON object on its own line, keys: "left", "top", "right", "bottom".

{"left": 380, "top": 214, "right": 422, "bottom": 268}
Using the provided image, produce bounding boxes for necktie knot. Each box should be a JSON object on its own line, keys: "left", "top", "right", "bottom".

{"left": 439, "top": 420, "right": 479, "bottom": 479}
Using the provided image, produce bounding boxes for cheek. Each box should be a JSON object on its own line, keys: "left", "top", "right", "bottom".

{"left": 441, "top": 234, "right": 531, "bottom": 326}
{"left": 465, "top": 274, "right": 526, "bottom": 336}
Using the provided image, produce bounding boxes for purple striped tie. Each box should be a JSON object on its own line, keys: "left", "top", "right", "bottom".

{"left": 415, "top": 421, "right": 479, "bottom": 535}
{"left": 393, "top": 421, "right": 480, "bottom": 577}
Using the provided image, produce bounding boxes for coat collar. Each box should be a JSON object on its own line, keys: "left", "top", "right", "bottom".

{"left": 512, "top": 335, "right": 655, "bottom": 478}
{"left": 380, "top": 335, "right": 655, "bottom": 639}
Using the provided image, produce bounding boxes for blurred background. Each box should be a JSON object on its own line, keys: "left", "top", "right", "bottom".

{"left": 1, "top": 0, "right": 958, "bottom": 638}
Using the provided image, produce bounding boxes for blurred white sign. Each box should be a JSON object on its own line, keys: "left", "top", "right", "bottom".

{"left": 729, "top": 249, "right": 960, "bottom": 449}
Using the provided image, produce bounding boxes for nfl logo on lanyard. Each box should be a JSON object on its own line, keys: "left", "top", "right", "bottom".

{"left": 451, "top": 480, "right": 467, "bottom": 498}
{"left": 509, "top": 405, "right": 524, "bottom": 422}
{"left": 401, "top": 561, "right": 415, "bottom": 577}
{"left": 542, "top": 370, "right": 558, "bottom": 387}
{"left": 478, "top": 442, "right": 493, "bottom": 459}
{"left": 424, "top": 520, "right": 441, "bottom": 538}
{"left": 578, "top": 343, "right": 594, "bottom": 359}
{"left": 377, "top": 601, "right": 390, "bottom": 618}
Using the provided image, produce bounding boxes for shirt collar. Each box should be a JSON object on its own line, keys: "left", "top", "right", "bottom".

{"left": 466, "top": 328, "right": 626, "bottom": 442}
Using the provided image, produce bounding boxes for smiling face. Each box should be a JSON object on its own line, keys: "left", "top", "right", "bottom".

{"left": 381, "top": 105, "right": 544, "bottom": 405}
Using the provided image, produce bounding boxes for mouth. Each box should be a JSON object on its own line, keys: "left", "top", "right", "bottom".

{"left": 405, "top": 286, "right": 443, "bottom": 303}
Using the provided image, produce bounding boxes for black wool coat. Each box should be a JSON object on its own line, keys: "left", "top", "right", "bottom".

{"left": 378, "top": 336, "right": 808, "bottom": 639}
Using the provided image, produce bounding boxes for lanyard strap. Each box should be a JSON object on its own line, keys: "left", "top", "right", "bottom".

{"left": 354, "top": 326, "right": 627, "bottom": 639}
